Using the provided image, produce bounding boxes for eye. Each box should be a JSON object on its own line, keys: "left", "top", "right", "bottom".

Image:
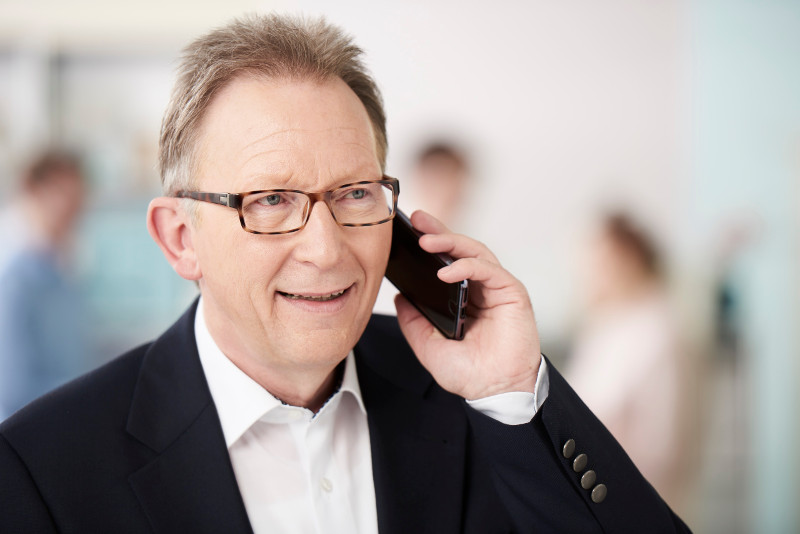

{"left": 348, "top": 189, "right": 367, "bottom": 200}
{"left": 258, "top": 194, "right": 283, "bottom": 206}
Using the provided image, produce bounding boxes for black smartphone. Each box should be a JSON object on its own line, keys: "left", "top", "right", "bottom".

{"left": 385, "top": 210, "right": 468, "bottom": 340}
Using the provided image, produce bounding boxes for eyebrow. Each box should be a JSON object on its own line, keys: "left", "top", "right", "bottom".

{"left": 238, "top": 171, "right": 383, "bottom": 193}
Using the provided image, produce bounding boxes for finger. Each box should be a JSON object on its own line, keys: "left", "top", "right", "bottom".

{"left": 406, "top": 209, "right": 500, "bottom": 264}
{"left": 419, "top": 232, "right": 500, "bottom": 265}
{"left": 438, "top": 257, "right": 516, "bottom": 289}
{"left": 394, "top": 293, "right": 441, "bottom": 350}
{"left": 409, "top": 210, "right": 450, "bottom": 235}
{"left": 438, "top": 258, "right": 526, "bottom": 308}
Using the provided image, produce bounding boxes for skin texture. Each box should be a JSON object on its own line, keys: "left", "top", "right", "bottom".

{"left": 148, "top": 76, "right": 391, "bottom": 410}
{"left": 149, "top": 75, "right": 542, "bottom": 409}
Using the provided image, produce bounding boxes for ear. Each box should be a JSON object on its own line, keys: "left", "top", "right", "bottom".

{"left": 147, "top": 197, "right": 202, "bottom": 281}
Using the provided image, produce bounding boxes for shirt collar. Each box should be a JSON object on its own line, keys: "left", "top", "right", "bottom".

{"left": 194, "top": 297, "right": 366, "bottom": 448}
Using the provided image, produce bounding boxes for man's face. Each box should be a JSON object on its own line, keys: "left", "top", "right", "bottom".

{"left": 190, "top": 75, "right": 391, "bottom": 373}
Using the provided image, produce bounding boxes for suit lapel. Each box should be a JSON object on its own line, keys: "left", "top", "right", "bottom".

{"left": 355, "top": 315, "right": 468, "bottom": 534}
{"left": 122, "top": 308, "right": 466, "bottom": 533}
{"left": 125, "top": 301, "right": 253, "bottom": 534}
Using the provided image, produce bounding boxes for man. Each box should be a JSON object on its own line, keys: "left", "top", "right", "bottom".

{"left": 0, "top": 15, "right": 690, "bottom": 533}
{"left": 0, "top": 150, "right": 88, "bottom": 420}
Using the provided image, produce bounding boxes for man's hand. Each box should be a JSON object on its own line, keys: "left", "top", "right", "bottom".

{"left": 394, "top": 210, "right": 542, "bottom": 400}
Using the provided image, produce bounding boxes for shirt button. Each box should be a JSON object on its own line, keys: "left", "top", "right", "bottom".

{"left": 320, "top": 477, "right": 333, "bottom": 493}
{"left": 288, "top": 410, "right": 303, "bottom": 421}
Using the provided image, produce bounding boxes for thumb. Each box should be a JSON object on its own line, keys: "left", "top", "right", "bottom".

{"left": 394, "top": 293, "right": 437, "bottom": 354}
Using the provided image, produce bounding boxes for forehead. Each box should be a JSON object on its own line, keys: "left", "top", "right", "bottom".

{"left": 194, "top": 75, "right": 380, "bottom": 191}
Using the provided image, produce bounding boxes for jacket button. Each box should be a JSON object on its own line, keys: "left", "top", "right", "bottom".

{"left": 562, "top": 439, "right": 576, "bottom": 459}
{"left": 591, "top": 484, "right": 608, "bottom": 503}
{"left": 572, "top": 453, "right": 588, "bottom": 472}
{"left": 581, "top": 470, "right": 596, "bottom": 489}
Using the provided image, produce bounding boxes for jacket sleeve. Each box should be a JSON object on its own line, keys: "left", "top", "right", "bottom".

{"left": 464, "top": 359, "right": 692, "bottom": 534}
{"left": 0, "top": 433, "right": 58, "bottom": 534}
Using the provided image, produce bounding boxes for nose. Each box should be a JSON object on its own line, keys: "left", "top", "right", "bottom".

{"left": 291, "top": 200, "right": 346, "bottom": 270}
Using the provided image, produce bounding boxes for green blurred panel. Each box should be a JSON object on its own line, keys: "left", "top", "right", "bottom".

{"left": 76, "top": 201, "right": 196, "bottom": 363}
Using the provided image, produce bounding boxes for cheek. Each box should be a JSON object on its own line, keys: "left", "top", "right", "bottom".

{"left": 195, "top": 216, "right": 272, "bottom": 287}
{"left": 359, "top": 226, "right": 392, "bottom": 280}
{"left": 229, "top": 239, "right": 291, "bottom": 290}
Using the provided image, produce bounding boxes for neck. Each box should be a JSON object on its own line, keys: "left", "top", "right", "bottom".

{"left": 263, "top": 361, "right": 345, "bottom": 412}
{"left": 592, "top": 277, "right": 659, "bottom": 311}
{"left": 22, "top": 197, "right": 63, "bottom": 247}
{"left": 221, "top": 349, "right": 344, "bottom": 413}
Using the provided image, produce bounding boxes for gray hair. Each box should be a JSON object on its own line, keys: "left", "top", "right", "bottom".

{"left": 158, "top": 14, "right": 387, "bottom": 195}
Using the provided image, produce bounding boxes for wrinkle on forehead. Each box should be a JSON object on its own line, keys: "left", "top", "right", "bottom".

{"left": 196, "top": 77, "right": 381, "bottom": 192}
{"left": 237, "top": 130, "right": 379, "bottom": 189}
{"left": 240, "top": 127, "right": 368, "bottom": 154}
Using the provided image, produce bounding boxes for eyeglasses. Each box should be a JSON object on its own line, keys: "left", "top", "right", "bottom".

{"left": 173, "top": 177, "right": 399, "bottom": 235}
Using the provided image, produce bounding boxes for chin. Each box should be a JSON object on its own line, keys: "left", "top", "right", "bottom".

{"left": 284, "top": 327, "right": 361, "bottom": 367}
{"left": 269, "top": 286, "right": 378, "bottom": 362}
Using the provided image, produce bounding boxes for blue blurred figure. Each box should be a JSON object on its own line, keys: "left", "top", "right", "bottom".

{"left": 0, "top": 150, "right": 88, "bottom": 420}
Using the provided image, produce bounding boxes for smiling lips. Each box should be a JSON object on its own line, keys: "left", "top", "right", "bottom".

{"left": 278, "top": 288, "right": 348, "bottom": 302}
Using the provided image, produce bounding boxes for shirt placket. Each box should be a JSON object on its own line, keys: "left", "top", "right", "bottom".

{"left": 305, "top": 397, "right": 356, "bottom": 534}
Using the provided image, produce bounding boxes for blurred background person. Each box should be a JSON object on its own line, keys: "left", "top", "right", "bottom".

{"left": 0, "top": 150, "right": 89, "bottom": 421}
{"left": 405, "top": 141, "right": 471, "bottom": 229}
{"left": 565, "top": 213, "right": 691, "bottom": 511}
{"left": 373, "top": 139, "right": 473, "bottom": 315}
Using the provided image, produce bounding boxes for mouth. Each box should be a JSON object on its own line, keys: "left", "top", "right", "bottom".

{"left": 277, "top": 287, "right": 350, "bottom": 302}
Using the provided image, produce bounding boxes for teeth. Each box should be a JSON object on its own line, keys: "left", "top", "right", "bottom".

{"left": 280, "top": 289, "right": 346, "bottom": 301}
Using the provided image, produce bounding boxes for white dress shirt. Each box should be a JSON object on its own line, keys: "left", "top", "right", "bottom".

{"left": 194, "top": 298, "right": 549, "bottom": 534}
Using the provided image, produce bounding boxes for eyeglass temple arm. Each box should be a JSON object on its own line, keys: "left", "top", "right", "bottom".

{"left": 174, "top": 191, "right": 240, "bottom": 208}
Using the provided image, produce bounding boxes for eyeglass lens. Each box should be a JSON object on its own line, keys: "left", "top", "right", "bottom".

{"left": 241, "top": 182, "right": 395, "bottom": 233}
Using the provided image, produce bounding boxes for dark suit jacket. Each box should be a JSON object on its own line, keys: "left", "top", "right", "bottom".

{"left": 0, "top": 301, "right": 690, "bottom": 533}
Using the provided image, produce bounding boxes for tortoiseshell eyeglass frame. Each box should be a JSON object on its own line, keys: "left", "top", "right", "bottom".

{"left": 172, "top": 176, "right": 399, "bottom": 235}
